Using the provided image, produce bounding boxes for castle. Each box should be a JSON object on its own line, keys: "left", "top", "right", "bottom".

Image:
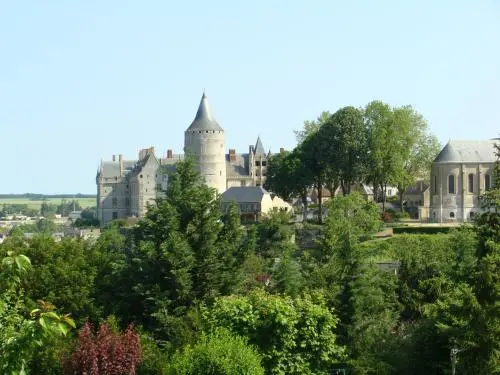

{"left": 96, "top": 93, "right": 278, "bottom": 226}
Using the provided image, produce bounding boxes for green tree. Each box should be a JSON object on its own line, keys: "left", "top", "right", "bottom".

{"left": 320, "top": 107, "right": 367, "bottom": 195}
{"left": 392, "top": 106, "right": 441, "bottom": 212}
{"left": 294, "top": 111, "right": 331, "bottom": 144}
{"left": 0, "top": 251, "right": 75, "bottom": 374}
{"left": 123, "top": 158, "right": 247, "bottom": 341}
{"left": 264, "top": 150, "right": 312, "bottom": 221}
{"left": 203, "top": 289, "right": 345, "bottom": 374}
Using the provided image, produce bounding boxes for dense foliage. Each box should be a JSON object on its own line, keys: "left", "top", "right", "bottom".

{"left": 0, "top": 142, "right": 498, "bottom": 374}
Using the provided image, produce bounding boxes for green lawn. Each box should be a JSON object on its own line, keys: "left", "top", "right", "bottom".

{"left": 0, "top": 197, "right": 96, "bottom": 210}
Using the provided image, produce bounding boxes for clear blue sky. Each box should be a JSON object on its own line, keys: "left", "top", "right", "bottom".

{"left": 1, "top": 1, "right": 498, "bottom": 194}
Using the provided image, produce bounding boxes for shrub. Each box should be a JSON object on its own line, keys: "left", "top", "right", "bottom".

{"left": 381, "top": 211, "right": 393, "bottom": 222}
{"left": 64, "top": 322, "right": 141, "bottom": 375}
{"left": 166, "top": 328, "right": 264, "bottom": 375}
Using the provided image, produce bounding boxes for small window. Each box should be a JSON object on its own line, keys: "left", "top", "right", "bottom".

{"left": 470, "top": 211, "right": 475, "bottom": 219}
{"left": 448, "top": 175, "right": 455, "bottom": 194}
{"left": 112, "top": 212, "right": 118, "bottom": 220}
{"left": 485, "top": 174, "right": 491, "bottom": 191}
{"left": 262, "top": 161, "right": 267, "bottom": 166}
{"left": 140, "top": 174, "right": 143, "bottom": 178}
{"left": 255, "top": 161, "right": 261, "bottom": 167}
{"left": 450, "top": 212, "right": 455, "bottom": 219}
{"left": 112, "top": 198, "right": 118, "bottom": 208}
{"left": 468, "top": 173, "right": 474, "bottom": 193}
{"left": 240, "top": 180, "right": 245, "bottom": 186}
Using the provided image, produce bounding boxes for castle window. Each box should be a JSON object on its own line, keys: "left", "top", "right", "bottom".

{"left": 485, "top": 174, "right": 491, "bottom": 191}
{"left": 450, "top": 212, "right": 455, "bottom": 219}
{"left": 262, "top": 161, "right": 267, "bottom": 166}
{"left": 206, "top": 131, "right": 209, "bottom": 133}
{"left": 112, "top": 212, "right": 118, "bottom": 220}
{"left": 255, "top": 161, "right": 261, "bottom": 167}
{"left": 448, "top": 175, "right": 455, "bottom": 194}
{"left": 140, "top": 174, "right": 143, "bottom": 178}
{"left": 468, "top": 173, "right": 474, "bottom": 193}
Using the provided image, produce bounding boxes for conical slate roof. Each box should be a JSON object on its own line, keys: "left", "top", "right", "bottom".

{"left": 254, "top": 136, "right": 266, "bottom": 155}
{"left": 187, "top": 92, "right": 223, "bottom": 131}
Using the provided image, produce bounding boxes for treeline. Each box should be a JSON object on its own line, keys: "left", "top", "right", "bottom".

{"left": 0, "top": 152, "right": 499, "bottom": 374}
{"left": 0, "top": 194, "right": 96, "bottom": 199}
{"left": 1, "top": 201, "right": 97, "bottom": 221}
{"left": 265, "top": 102, "right": 441, "bottom": 221}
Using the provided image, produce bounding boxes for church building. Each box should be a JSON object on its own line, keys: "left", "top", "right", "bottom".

{"left": 429, "top": 139, "right": 497, "bottom": 222}
{"left": 96, "top": 93, "right": 277, "bottom": 226}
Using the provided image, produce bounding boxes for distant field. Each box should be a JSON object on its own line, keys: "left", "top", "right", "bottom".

{"left": 0, "top": 197, "right": 96, "bottom": 210}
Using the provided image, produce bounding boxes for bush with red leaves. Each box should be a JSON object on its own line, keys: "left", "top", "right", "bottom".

{"left": 64, "top": 322, "right": 141, "bottom": 375}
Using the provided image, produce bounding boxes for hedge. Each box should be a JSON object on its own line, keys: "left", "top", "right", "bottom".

{"left": 393, "top": 226, "right": 452, "bottom": 234}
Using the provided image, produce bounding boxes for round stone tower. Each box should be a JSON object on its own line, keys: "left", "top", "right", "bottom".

{"left": 184, "top": 92, "right": 227, "bottom": 193}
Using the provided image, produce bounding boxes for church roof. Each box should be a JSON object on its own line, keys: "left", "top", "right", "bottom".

{"left": 254, "top": 136, "right": 266, "bottom": 155}
{"left": 187, "top": 92, "right": 223, "bottom": 131}
{"left": 434, "top": 140, "right": 498, "bottom": 163}
{"left": 221, "top": 186, "right": 269, "bottom": 203}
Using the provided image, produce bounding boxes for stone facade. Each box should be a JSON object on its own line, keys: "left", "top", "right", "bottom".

{"left": 96, "top": 93, "right": 276, "bottom": 226}
{"left": 429, "top": 140, "right": 497, "bottom": 222}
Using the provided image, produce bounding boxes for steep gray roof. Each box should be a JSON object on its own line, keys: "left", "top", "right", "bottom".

{"left": 187, "top": 93, "right": 223, "bottom": 131}
{"left": 100, "top": 160, "right": 136, "bottom": 178}
{"left": 226, "top": 153, "right": 250, "bottom": 177}
{"left": 221, "top": 186, "right": 268, "bottom": 203}
{"left": 434, "top": 140, "right": 498, "bottom": 163}
{"left": 254, "top": 137, "right": 266, "bottom": 155}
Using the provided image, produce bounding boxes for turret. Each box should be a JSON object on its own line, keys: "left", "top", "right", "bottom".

{"left": 184, "top": 92, "right": 227, "bottom": 193}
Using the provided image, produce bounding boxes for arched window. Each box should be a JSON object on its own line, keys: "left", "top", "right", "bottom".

{"left": 450, "top": 212, "right": 455, "bottom": 218}
{"left": 485, "top": 174, "right": 491, "bottom": 191}
{"left": 448, "top": 175, "right": 455, "bottom": 194}
{"left": 468, "top": 173, "right": 474, "bottom": 193}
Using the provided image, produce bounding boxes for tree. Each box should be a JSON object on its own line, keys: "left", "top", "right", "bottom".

{"left": 294, "top": 111, "right": 331, "bottom": 144}
{"left": 320, "top": 107, "right": 367, "bottom": 196}
{"left": 123, "top": 157, "right": 247, "bottom": 340}
{"left": 203, "top": 289, "right": 345, "bottom": 374}
{"left": 166, "top": 328, "right": 264, "bottom": 375}
{"left": 364, "top": 101, "right": 401, "bottom": 209}
{"left": 0, "top": 251, "right": 75, "bottom": 374}
{"left": 392, "top": 106, "right": 441, "bottom": 212}
{"left": 64, "top": 321, "right": 142, "bottom": 375}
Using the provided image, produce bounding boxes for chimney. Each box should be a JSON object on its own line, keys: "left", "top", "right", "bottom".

{"left": 119, "top": 154, "right": 123, "bottom": 174}
{"left": 112, "top": 155, "right": 116, "bottom": 162}
{"left": 229, "top": 149, "right": 236, "bottom": 162}
{"left": 280, "top": 147, "right": 285, "bottom": 154}
{"left": 167, "top": 149, "right": 173, "bottom": 158}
